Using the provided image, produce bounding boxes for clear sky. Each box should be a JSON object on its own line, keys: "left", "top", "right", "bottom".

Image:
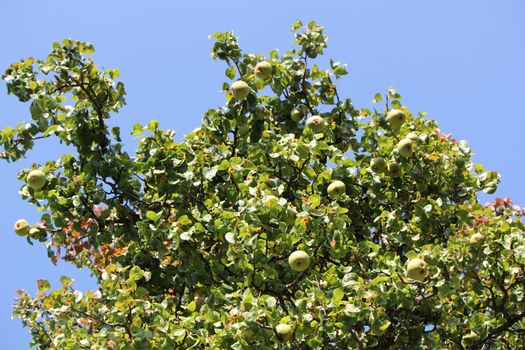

{"left": 0, "top": 1, "right": 524, "bottom": 348}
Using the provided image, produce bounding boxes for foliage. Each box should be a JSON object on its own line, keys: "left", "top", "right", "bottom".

{"left": 2, "top": 20, "right": 525, "bottom": 349}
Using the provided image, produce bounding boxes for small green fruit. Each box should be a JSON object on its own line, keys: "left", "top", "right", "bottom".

{"left": 386, "top": 109, "right": 406, "bottom": 129}
{"left": 284, "top": 207, "right": 297, "bottom": 226}
{"left": 291, "top": 108, "right": 304, "bottom": 122}
{"left": 327, "top": 180, "right": 346, "bottom": 198}
{"left": 387, "top": 162, "right": 401, "bottom": 178}
{"left": 470, "top": 233, "right": 485, "bottom": 245}
{"left": 14, "top": 219, "right": 31, "bottom": 236}
{"left": 27, "top": 169, "right": 46, "bottom": 190}
{"left": 406, "top": 258, "right": 427, "bottom": 281}
{"left": 275, "top": 324, "right": 293, "bottom": 342}
{"left": 370, "top": 157, "right": 387, "bottom": 173}
{"left": 231, "top": 81, "right": 250, "bottom": 100}
{"left": 397, "top": 139, "right": 415, "bottom": 158}
{"left": 305, "top": 115, "right": 325, "bottom": 133}
{"left": 254, "top": 61, "right": 272, "bottom": 80}
{"left": 288, "top": 250, "right": 310, "bottom": 272}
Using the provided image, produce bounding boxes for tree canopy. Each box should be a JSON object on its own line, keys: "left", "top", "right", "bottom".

{"left": 2, "top": 21, "right": 524, "bottom": 349}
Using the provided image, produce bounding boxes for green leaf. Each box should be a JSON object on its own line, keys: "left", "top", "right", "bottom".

{"left": 308, "top": 194, "right": 322, "bottom": 208}
{"left": 129, "top": 266, "right": 144, "bottom": 281}
{"left": 372, "top": 92, "right": 382, "bottom": 103}
{"left": 203, "top": 166, "right": 218, "bottom": 180}
{"left": 225, "top": 66, "right": 236, "bottom": 80}
{"left": 115, "top": 293, "right": 133, "bottom": 312}
{"left": 60, "top": 276, "right": 73, "bottom": 288}
{"left": 146, "top": 210, "right": 162, "bottom": 222}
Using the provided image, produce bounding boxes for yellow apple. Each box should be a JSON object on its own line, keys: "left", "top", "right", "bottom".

{"left": 288, "top": 250, "right": 310, "bottom": 272}
{"left": 14, "top": 219, "right": 30, "bottom": 236}
{"left": 387, "top": 162, "right": 401, "bottom": 178}
{"left": 406, "top": 258, "right": 427, "bottom": 281}
{"left": 305, "top": 115, "right": 325, "bottom": 133}
{"left": 397, "top": 139, "right": 415, "bottom": 158}
{"left": 254, "top": 61, "right": 272, "bottom": 80}
{"left": 275, "top": 324, "right": 293, "bottom": 341}
{"left": 370, "top": 157, "right": 386, "bottom": 173}
{"left": 386, "top": 109, "right": 406, "bottom": 129}
{"left": 327, "top": 180, "right": 346, "bottom": 198}
{"left": 26, "top": 169, "right": 46, "bottom": 190}
{"left": 231, "top": 81, "right": 250, "bottom": 100}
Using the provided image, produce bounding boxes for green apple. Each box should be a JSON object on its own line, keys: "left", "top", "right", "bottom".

{"left": 231, "top": 81, "right": 250, "bottom": 100}
{"left": 275, "top": 324, "right": 293, "bottom": 342}
{"left": 254, "top": 61, "right": 272, "bottom": 80}
{"left": 470, "top": 233, "right": 485, "bottom": 245}
{"left": 14, "top": 219, "right": 30, "bottom": 236}
{"left": 397, "top": 138, "right": 415, "bottom": 158}
{"left": 288, "top": 250, "right": 310, "bottom": 272}
{"left": 284, "top": 207, "right": 297, "bottom": 226}
{"left": 405, "top": 132, "right": 419, "bottom": 141}
{"left": 386, "top": 109, "right": 406, "bottom": 129}
{"left": 370, "top": 157, "right": 386, "bottom": 173}
{"left": 291, "top": 108, "right": 305, "bottom": 122}
{"left": 327, "top": 180, "right": 346, "bottom": 198}
{"left": 305, "top": 115, "right": 325, "bottom": 133}
{"left": 387, "top": 162, "right": 401, "bottom": 178}
{"left": 264, "top": 195, "right": 279, "bottom": 206}
{"left": 26, "top": 169, "right": 46, "bottom": 190}
{"left": 406, "top": 258, "right": 427, "bottom": 281}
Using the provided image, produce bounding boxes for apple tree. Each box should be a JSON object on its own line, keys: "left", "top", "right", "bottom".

{"left": 2, "top": 21, "right": 525, "bottom": 349}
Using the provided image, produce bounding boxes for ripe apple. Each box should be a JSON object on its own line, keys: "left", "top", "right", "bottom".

{"left": 406, "top": 258, "right": 427, "bottom": 281}
{"left": 387, "top": 162, "right": 401, "bottom": 178}
{"left": 406, "top": 132, "right": 419, "bottom": 141}
{"left": 370, "top": 157, "right": 386, "bottom": 173}
{"left": 470, "top": 233, "right": 485, "bottom": 245}
{"left": 14, "top": 219, "right": 30, "bottom": 236}
{"left": 284, "top": 207, "right": 297, "bottom": 226}
{"left": 275, "top": 324, "right": 293, "bottom": 341}
{"left": 397, "top": 138, "right": 415, "bottom": 158}
{"left": 305, "top": 115, "right": 325, "bottom": 133}
{"left": 254, "top": 61, "right": 272, "bottom": 80}
{"left": 26, "top": 169, "right": 46, "bottom": 190}
{"left": 386, "top": 109, "right": 406, "bottom": 129}
{"left": 231, "top": 81, "right": 250, "bottom": 100}
{"left": 288, "top": 250, "right": 310, "bottom": 272}
{"left": 327, "top": 180, "right": 346, "bottom": 198}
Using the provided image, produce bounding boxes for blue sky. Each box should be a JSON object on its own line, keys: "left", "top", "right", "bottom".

{"left": 0, "top": 1, "right": 524, "bottom": 347}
